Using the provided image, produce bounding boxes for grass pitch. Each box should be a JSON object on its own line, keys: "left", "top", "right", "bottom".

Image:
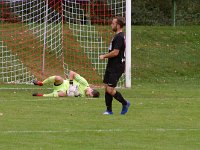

{"left": 1, "top": 26, "right": 200, "bottom": 149}
{"left": 0, "top": 83, "right": 200, "bottom": 150}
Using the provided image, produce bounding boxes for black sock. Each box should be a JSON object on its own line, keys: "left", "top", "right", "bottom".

{"left": 105, "top": 92, "right": 113, "bottom": 112}
{"left": 113, "top": 91, "right": 127, "bottom": 105}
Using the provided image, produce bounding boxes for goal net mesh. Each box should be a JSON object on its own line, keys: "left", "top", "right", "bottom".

{"left": 0, "top": 0, "right": 126, "bottom": 87}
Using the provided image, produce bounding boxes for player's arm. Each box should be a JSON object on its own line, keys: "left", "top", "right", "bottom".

{"left": 69, "top": 70, "right": 89, "bottom": 86}
{"left": 99, "top": 49, "right": 119, "bottom": 59}
{"left": 69, "top": 70, "right": 76, "bottom": 80}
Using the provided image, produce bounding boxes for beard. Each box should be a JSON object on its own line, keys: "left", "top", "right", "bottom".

{"left": 112, "top": 26, "right": 117, "bottom": 32}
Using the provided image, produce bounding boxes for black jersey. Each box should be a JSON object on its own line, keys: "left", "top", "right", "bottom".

{"left": 106, "top": 32, "right": 125, "bottom": 72}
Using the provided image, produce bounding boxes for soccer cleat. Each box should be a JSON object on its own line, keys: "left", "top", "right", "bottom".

{"left": 33, "top": 80, "right": 43, "bottom": 86}
{"left": 121, "top": 100, "right": 131, "bottom": 115}
{"left": 103, "top": 111, "right": 113, "bottom": 115}
{"left": 32, "top": 93, "right": 43, "bottom": 96}
{"left": 32, "top": 93, "right": 37, "bottom": 96}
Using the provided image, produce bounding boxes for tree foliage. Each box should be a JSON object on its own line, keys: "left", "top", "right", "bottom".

{"left": 0, "top": 0, "right": 200, "bottom": 25}
{"left": 132, "top": 0, "right": 200, "bottom": 25}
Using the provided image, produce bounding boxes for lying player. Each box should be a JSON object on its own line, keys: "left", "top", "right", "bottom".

{"left": 32, "top": 70, "right": 100, "bottom": 98}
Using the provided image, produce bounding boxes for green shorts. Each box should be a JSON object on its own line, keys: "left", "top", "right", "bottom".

{"left": 53, "top": 80, "right": 69, "bottom": 93}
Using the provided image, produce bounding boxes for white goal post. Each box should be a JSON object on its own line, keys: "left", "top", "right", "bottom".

{"left": 125, "top": 0, "right": 131, "bottom": 88}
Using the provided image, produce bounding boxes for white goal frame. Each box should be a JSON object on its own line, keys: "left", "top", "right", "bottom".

{"left": 125, "top": 0, "right": 131, "bottom": 88}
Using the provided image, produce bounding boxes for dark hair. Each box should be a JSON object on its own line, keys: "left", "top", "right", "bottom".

{"left": 114, "top": 16, "right": 125, "bottom": 28}
{"left": 92, "top": 89, "right": 100, "bottom": 98}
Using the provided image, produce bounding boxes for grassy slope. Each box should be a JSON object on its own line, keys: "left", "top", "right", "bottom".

{"left": 0, "top": 26, "right": 200, "bottom": 150}
{"left": 132, "top": 26, "right": 200, "bottom": 84}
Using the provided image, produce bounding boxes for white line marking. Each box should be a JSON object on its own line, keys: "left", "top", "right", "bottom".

{"left": 0, "top": 99, "right": 55, "bottom": 102}
{"left": 1, "top": 128, "right": 199, "bottom": 134}
{"left": 0, "top": 97, "right": 199, "bottom": 102}
{"left": 0, "top": 88, "right": 51, "bottom": 90}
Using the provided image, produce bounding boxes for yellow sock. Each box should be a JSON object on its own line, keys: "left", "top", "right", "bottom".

{"left": 42, "top": 76, "right": 56, "bottom": 85}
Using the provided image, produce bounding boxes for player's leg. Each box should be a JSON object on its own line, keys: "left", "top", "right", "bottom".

{"left": 104, "top": 85, "right": 113, "bottom": 114}
{"left": 105, "top": 72, "right": 130, "bottom": 115}
{"left": 103, "top": 71, "right": 113, "bottom": 114}
{"left": 33, "top": 76, "right": 64, "bottom": 86}
{"left": 33, "top": 91, "right": 66, "bottom": 97}
{"left": 106, "top": 85, "right": 127, "bottom": 106}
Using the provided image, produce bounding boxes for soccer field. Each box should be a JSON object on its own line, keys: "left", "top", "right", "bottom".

{"left": 1, "top": 26, "right": 200, "bottom": 149}
{"left": 0, "top": 83, "right": 200, "bottom": 150}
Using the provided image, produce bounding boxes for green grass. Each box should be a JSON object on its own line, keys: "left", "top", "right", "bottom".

{"left": 1, "top": 26, "right": 200, "bottom": 149}
{"left": 0, "top": 84, "right": 200, "bottom": 150}
{"left": 132, "top": 26, "right": 200, "bottom": 84}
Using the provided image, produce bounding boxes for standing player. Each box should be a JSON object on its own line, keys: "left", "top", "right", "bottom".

{"left": 32, "top": 70, "right": 100, "bottom": 98}
{"left": 99, "top": 16, "right": 130, "bottom": 115}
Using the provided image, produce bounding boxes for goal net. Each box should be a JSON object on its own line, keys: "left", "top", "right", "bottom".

{"left": 0, "top": 0, "right": 130, "bottom": 87}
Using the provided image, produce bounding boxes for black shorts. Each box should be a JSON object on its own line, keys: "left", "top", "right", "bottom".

{"left": 103, "top": 70, "right": 123, "bottom": 87}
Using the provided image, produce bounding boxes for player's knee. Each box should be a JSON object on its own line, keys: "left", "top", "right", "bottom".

{"left": 55, "top": 76, "right": 64, "bottom": 84}
{"left": 106, "top": 87, "right": 115, "bottom": 96}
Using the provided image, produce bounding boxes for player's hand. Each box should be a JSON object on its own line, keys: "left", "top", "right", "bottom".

{"left": 99, "top": 55, "right": 105, "bottom": 60}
